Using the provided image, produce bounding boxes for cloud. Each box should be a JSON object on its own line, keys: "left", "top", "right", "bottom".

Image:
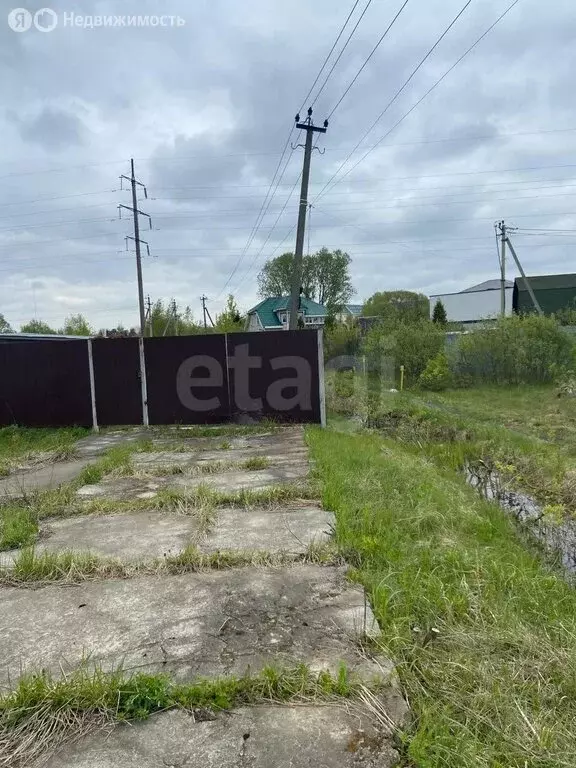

{"left": 7, "top": 105, "right": 85, "bottom": 150}
{"left": 0, "top": 0, "right": 575, "bottom": 330}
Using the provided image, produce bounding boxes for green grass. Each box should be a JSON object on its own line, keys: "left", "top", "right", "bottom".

{"left": 0, "top": 664, "right": 354, "bottom": 767}
{"left": 307, "top": 425, "right": 576, "bottom": 767}
{"left": 242, "top": 456, "right": 271, "bottom": 471}
{"left": 361, "top": 387, "right": 576, "bottom": 519}
{"left": 148, "top": 421, "right": 282, "bottom": 439}
{"left": 422, "top": 385, "right": 576, "bottom": 451}
{"left": 0, "top": 426, "right": 87, "bottom": 462}
{"left": 0, "top": 426, "right": 88, "bottom": 477}
{"left": 0, "top": 506, "right": 38, "bottom": 550}
{"left": 154, "top": 482, "right": 317, "bottom": 511}
{"left": 0, "top": 543, "right": 340, "bottom": 586}
{"left": 77, "top": 444, "right": 137, "bottom": 485}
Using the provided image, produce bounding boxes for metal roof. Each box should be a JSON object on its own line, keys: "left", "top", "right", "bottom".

{"left": 462, "top": 279, "right": 513, "bottom": 292}
{"left": 514, "top": 273, "right": 576, "bottom": 292}
{"left": 247, "top": 297, "right": 327, "bottom": 327}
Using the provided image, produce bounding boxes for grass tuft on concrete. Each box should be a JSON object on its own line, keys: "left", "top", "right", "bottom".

{"left": 0, "top": 540, "right": 341, "bottom": 586}
{"left": 0, "top": 663, "right": 354, "bottom": 767}
{"left": 307, "top": 424, "right": 576, "bottom": 767}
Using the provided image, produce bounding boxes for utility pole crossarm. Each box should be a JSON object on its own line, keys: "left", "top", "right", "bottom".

{"left": 289, "top": 108, "right": 328, "bottom": 331}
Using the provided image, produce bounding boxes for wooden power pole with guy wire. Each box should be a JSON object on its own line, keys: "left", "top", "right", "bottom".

{"left": 497, "top": 220, "right": 507, "bottom": 316}
{"left": 288, "top": 108, "right": 327, "bottom": 331}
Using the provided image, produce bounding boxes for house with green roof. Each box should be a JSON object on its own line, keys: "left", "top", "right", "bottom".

{"left": 247, "top": 297, "right": 327, "bottom": 331}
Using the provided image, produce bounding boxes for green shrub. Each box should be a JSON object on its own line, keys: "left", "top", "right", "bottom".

{"left": 452, "top": 315, "right": 574, "bottom": 385}
{"left": 323, "top": 322, "right": 361, "bottom": 361}
{"left": 334, "top": 370, "right": 355, "bottom": 398}
{"left": 362, "top": 320, "right": 445, "bottom": 387}
{"left": 419, "top": 352, "right": 453, "bottom": 391}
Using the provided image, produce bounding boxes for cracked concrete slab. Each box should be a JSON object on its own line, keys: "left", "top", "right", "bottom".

{"left": 147, "top": 428, "right": 305, "bottom": 452}
{"left": 2, "top": 510, "right": 203, "bottom": 564}
{"left": 130, "top": 445, "right": 308, "bottom": 470}
{"left": 0, "top": 459, "right": 92, "bottom": 499}
{"left": 199, "top": 505, "right": 333, "bottom": 554}
{"left": 1, "top": 505, "right": 332, "bottom": 564}
{"left": 75, "top": 429, "right": 147, "bottom": 458}
{"left": 0, "top": 566, "right": 386, "bottom": 689}
{"left": 76, "top": 465, "right": 309, "bottom": 501}
{"left": 44, "top": 703, "right": 405, "bottom": 768}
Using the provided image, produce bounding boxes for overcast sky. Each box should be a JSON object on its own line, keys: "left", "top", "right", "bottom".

{"left": 1, "top": 0, "right": 575, "bottom": 331}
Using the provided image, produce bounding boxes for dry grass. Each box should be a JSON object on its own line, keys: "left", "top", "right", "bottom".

{"left": 0, "top": 705, "right": 112, "bottom": 768}
{"left": 0, "top": 540, "right": 341, "bottom": 587}
{"left": 0, "top": 663, "right": 357, "bottom": 768}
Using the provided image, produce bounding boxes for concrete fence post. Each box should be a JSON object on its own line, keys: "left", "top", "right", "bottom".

{"left": 87, "top": 339, "right": 99, "bottom": 432}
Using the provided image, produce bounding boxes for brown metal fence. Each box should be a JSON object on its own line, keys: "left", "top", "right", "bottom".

{"left": 0, "top": 330, "right": 325, "bottom": 428}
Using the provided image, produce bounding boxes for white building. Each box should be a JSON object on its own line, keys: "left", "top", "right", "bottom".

{"left": 429, "top": 280, "right": 513, "bottom": 324}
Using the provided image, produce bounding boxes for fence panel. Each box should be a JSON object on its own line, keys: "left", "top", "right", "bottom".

{"left": 145, "top": 335, "right": 230, "bottom": 424}
{"left": 226, "top": 330, "right": 322, "bottom": 423}
{"left": 0, "top": 339, "right": 91, "bottom": 427}
{"left": 91, "top": 338, "right": 142, "bottom": 426}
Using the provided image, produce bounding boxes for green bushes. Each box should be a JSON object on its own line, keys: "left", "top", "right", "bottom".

{"left": 323, "top": 322, "right": 361, "bottom": 360}
{"left": 329, "top": 314, "right": 574, "bottom": 393}
{"left": 419, "top": 352, "right": 453, "bottom": 391}
{"left": 452, "top": 315, "right": 574, "bottom": 386}
{"left": 362, "top": 320, "right": 445, "bottom": 387}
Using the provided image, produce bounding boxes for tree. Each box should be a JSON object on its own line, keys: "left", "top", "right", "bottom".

{"left": 20, "top": 319, "right": 58, "bottom": 335}
{"left": 432, "top": 299, "right": 448, "bottom": 325}
{"left": 362, "top": 291, "right": 430, "bottom": 324}
{"left": 257, "top": 248, "right": 353, "bottom": 310}
{"left": 313, "top": 248, "right": 353, "bottom": 311}
{"left": 148, "top": 299, "right": 202, "bottom": 336}
{"left": 0, "top": 314, "right": 13, "bottom": 334}
{"left": 61, "top": 314, "right": 93, "bottom": 336}
{"left": 214, "top": 295, "right": 244, "bottom": 333}
{"left": 257, "top": 252, "right": 315, "bottom": 299}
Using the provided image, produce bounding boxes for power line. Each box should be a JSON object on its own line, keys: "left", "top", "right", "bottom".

{"left": 298, "top": 0, "right": 364, "bottom": 112}
{"left": 317, "top": 0, "right": 475, "bottom": 199}
{"left": 514, "top": 227, "right": 576, "bottom": 233}
{"left": 211, "top": 0, "right": 373, "bottom": 300}
{"left": 0, "top": 189, "right": 117, "bottom": 209}
{"left": 310, "top": 0, "right": 374, "bottom": 108}
{"left": 210, "top": 140, "right": 299, "bottom": 301}
{"left": 317, "top": 0, "right": 522, "bottom": 201}
{"left": 1, "top": 121, "right": 575, "bottom": 184}
{"left": 326, "top": 0, "right": 412, "bottom": 120}
{"left": 231, "top": 174, "right": 303, "bottom": 294}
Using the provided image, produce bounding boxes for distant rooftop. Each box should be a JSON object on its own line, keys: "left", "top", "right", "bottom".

{"left": 462, "top": 280, "right": 513, "bottom": 292}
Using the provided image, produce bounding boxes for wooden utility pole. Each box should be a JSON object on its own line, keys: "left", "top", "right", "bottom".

{"left": 498, "top": 220, "right": 507, "bottom": 316}
{"left": 288, "top": 108, "right": 327, "bottom": 330}
{"left": 201, "top": 295, "right": 215, "bottom": 329}
{"left": 119, "top": 160, "right": 152, "bottom": 336}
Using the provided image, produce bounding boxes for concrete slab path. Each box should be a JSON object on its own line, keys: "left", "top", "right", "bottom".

{"left": 76, "top": 464, "right": 309, "bottom": 501}
{"left": 45, "top": 703, "right": 405, "bottom": 768}
{"left": 0, "top": 425, "right": 406, "bottom": 768}
{"left": 0, "top": 459, "right": 92, "bottom": 499}
{"left": 0, "top": 565, "right": 384, "bottom": 687}
{"left": 1, "top": 504, "right": 332, "bottom": 564}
